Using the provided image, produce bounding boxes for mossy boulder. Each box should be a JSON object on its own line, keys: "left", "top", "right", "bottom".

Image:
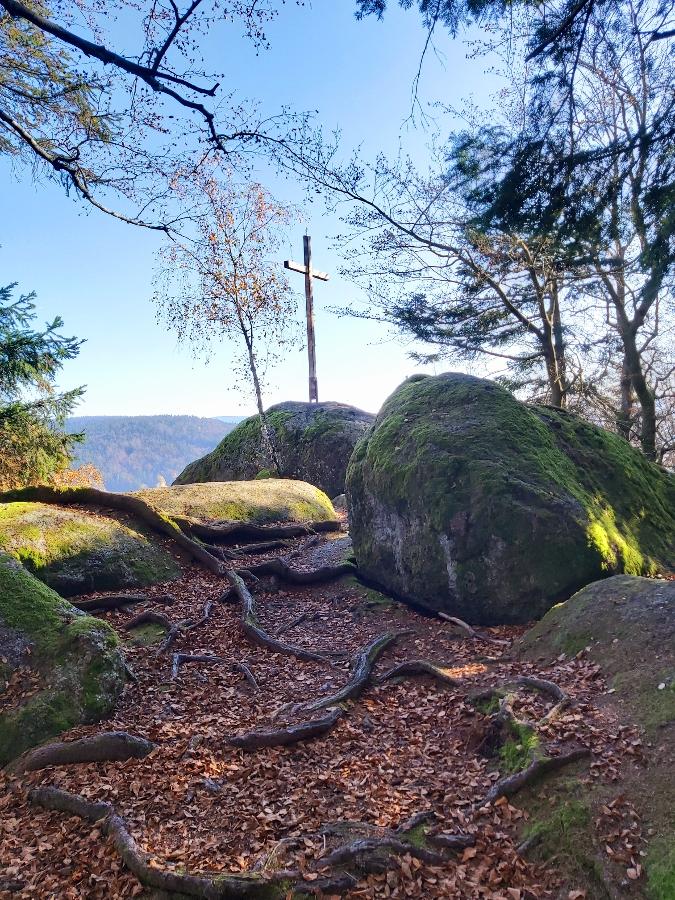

{"left": 174, "top": 401, "right": 374, "bottom": 497}
{"left": 346, "top": 372, "right": 675, "bottom": 624}
{"left": 517, "top": 576, "right": 674, "bottom": 898}
{"left": 0, "top": 502, "right": 180, "bottom": 597}
{"left": 517, "top": 575, "right": 675, "bottom": 734}
{"left": 136, "top": 479, "right": 336, "bottom": 524}
{"left": 0, "top": 551, "right": 126, "bottom": 763}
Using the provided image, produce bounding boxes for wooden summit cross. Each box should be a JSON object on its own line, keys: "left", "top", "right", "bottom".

{"left": 284, "top": 235, "right": 329, "bottom": 403}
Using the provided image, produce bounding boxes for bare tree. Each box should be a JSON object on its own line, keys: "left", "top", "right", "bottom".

{"left": 153, "top": 171, "right": 299, "bottom": 470}
{"left": 0, "top": 0, "right": 305, "bottom": 228}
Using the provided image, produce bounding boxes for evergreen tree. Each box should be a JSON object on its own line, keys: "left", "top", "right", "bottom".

{"left": 0, "top": 283, "right": 84, "bottom": 489}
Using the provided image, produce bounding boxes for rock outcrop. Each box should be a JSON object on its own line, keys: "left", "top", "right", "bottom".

{"left": 517, "top": 575, "right": 674, "bottom": 731}
{"left": 174, "top": 401, "right": 375, "bottom": 497}
{"left": 347, "top": 372, "right": 675, "bottom": 624}
{"left": 0, "top": 552, "right": 126, "bottom": 763}
{"left": 0, "top": 502, "right": 180, "bottom": 597}
{"left": 136, "top": 479, "right": 336, "bottom": 524}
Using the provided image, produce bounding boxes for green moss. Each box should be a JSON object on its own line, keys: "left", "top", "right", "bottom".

{"left": 477, "top": 695, "right": 501, "bottom": 714}
{"left": 647, "top": 836, "right": 675, "bottom": 900}
{"left": 499, "top": 720, "right": 540, "bottom": 773}
{"left": 126, "top": 622, "right": 167, "bottom": 646}
{"left": 301, "top": 414, "right": 345, "bottom": 442}
{"left": 0, "top": 690, "right": 78, "bottom": 762}
{"left": 0, "top": 551, "right": 72, "bottom": 655}
{"left": 524, "top": 798, "right": 591, "bottom": 846}
{"left": 0, "top": 553, "right": 126, "bottom": 762}
{"left": 611, "top": 671, "right": 675, "bottom": 734}
{"left": 137, "top": 480, "right": 336, "bottom": 524}
{"left": 254, "top": 468, "right": 276, "bottom": 480}
{"left": 348, "top": 373, "right": 674, "bottom": 624}
{"left": 0, "top": 502, "right": 180, "bottom": 595}
{"left": 401, "top": 823, "right": 428, "bottom": 848}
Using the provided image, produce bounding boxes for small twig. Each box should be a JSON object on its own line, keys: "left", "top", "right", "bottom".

{"left": 171, "top": 653, "right": 258, "bottom": 691}
{"left": 438, "top": 612, "right": 509, "bottom": 646}
{"left": 376, "top": 659, "right": 460, "bottom": 688}
{"left": 233, "top": 661, "right": 259, "bottom": 691}
{"left": 171, "top": 653, "right": 224, "bottom": 680}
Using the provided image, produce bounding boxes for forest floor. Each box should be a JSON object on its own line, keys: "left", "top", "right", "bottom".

{"left": 0, "top": 512, "right": 662, "bottom": 899}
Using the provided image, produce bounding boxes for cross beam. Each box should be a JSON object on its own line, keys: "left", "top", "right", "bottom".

{"left": 283, "top": 235, "right": 329, "bottom": 403}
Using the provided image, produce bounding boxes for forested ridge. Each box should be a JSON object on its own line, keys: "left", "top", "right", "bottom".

{"left": 66, "top": 416, "right": 239, "bottom": 491}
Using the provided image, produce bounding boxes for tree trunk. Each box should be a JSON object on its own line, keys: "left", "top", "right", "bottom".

{"left": 239, "top": 319, "right": 281, "bottom": 475}
{"left": 618, "top": 324, "right": 657, "bottom": 460}
{"left": 617, "top": 356, "right": 634, "bottom": 442}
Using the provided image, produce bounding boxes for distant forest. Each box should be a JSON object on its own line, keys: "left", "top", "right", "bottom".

{"left": 66, "top": 416, "right": 240, "bottom": 491}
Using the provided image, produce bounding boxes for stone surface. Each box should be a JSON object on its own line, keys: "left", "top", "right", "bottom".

{"left": 174, "top": 401, "right": 375, "bottom": 497}
{"left": 346, "top": 372, "right": 675, "bottom": 624}
{"left": 0, "top": 551, "right": 126, "bottom": 763}
{"left": 517, "top": 577, "right": 674, "bottom": 734}
{"left": 137, "top": 479, "right": 336, "bottom": 523}
{"left": 0, "top": 502, "right": 180, "bottom": 597}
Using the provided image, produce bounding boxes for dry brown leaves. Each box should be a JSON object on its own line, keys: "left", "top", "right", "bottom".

{"left": 0, "top": 530, "right": 650, "bottom": 899}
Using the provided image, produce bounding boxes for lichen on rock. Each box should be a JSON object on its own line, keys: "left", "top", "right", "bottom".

{"left": 0, "top": 551, "right": 126, "bottom": 763}
{"left": 346, "top": 372, "right": 675, "bottom": 624}
{"left": 0, "top": 501, "right": 180, "bottom": 596}
{"left": 174, "top": 401, "right": 374, "bottom": 497}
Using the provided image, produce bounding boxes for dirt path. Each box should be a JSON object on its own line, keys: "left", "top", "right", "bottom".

{"left": 0, "top": 526, "right": 651, "bottom": 899}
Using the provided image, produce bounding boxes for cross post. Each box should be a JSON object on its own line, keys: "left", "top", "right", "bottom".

{"left": 284, "top": 235, "right": 329, "bottom": 403}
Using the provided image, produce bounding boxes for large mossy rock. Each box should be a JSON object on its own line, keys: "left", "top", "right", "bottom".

{"left": 138, "top": 478, "right": 336, "bottom": 523}
{"left": 517, "top": 575, "right": 675, "bottom": 732}
{"left": 346, "top": 372, "right": 675, "bottom": 624}
{"left": 174, "top": 401, "right": 375, "bottom": 497}
{"left": 517, "top": 576, "right": 674, "bottom": 898}
{"left": 0, "top": 502, "right": 180, "bottom": 597}
{"left": 0, "top": 551, "right": 126, "bottom": 763}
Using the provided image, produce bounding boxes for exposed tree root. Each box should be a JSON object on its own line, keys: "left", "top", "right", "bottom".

{"left": 485, "top": 748, "right": 591, "bottom": 802}
{"left": 28, "top": 786, "right": 303, "bottom": 899}
{"left": 300, "top": 631, "right": 407, "bottom": 714}
{"left": 73, "top": 593, "right": 176, "bottom": 613}
{"left": 1, "top": 485, "right": 225, "bottom": 575}
{"left": 7, "top": 732, "right": 154, "bottom": 774}
{"left": 314, "top": 813, "right": 473, "bottom": 874}
{"left": 170, "top": 653, "right": 259, "bottom": 690}
{"left": 123, "top": 611, "right": 172, "bottom": 634}
{"left": 314, "top": 829, "right": 472, "bottom": 873}
{"left": 228, "top": 708, "right": 343, "bottom": 750}
{"left": 173, "top": 516, "right": 341, "bottom": 542}
{"left": 234, "top": 539, "right": 294, "bottom": 555}
{"left": 157, "top": 620, "right": 190, "bottom": 654}
{"left": 438, "top": 612, "right": 509, "bottom": 646}
{"left": 471, "top": 675, "right": 570, "bottom": 725}
{"left": 512, "top": 675, "right": 571, "bottom": 722}
{"left": 237, "top": 558, "right": 355, "bottom": 584}
{"left": 184, "top": 600, "right": 215, "bottom": 632}
{"left": 286, "top": 535, "right": 322, "bottom": 559}
{"left": 227, "top": 570, "right": 340, "bottom": 663}
{"left": 376, "top": 659, "right": 460, "bottom": 688}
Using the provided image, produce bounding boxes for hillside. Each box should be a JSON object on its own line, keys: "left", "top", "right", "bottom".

{"left": 65, "top": 415, "right": 240, "bottom": 491}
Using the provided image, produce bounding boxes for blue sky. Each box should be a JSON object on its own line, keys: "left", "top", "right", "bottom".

{"left": 2, "top": 2, "right": 499, "bottom": 417}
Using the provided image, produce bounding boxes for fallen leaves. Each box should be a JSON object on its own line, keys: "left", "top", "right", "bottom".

{"left": 0, "top": 533, "right": 654, "bottom": 898}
